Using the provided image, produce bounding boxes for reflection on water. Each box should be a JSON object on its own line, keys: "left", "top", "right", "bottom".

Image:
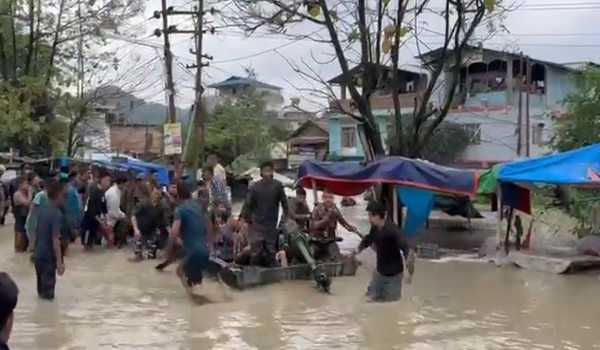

{"left": 2, "top": 223, "right": 600, "bottom": 349}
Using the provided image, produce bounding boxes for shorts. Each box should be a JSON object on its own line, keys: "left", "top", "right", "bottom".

{"left": 182, "top": 248, "right": 209, "bottom": 285}
{"left": 366, "top": 270, "right": 403, "bottom": 302}
{"left": 34, "top": 260, "right": 57, "bottom": 300}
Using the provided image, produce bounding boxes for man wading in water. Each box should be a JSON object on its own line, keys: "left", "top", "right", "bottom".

{"left": 354, "top": 201, "right": 412, "bottom": 302}
{"left": 170, "top": 181, "right": 210, "bottom": 296}
{"left": 242, "top": 161, "right": 289, "bottom": 267}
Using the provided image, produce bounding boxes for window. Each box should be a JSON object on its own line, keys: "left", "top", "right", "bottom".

{"left": 532, "top": 123, "right": 545, "bottom": 145}
{"left": 462, "top": 124, "right": 482, "bottom": 145}
{"left": 341, "top": 126, "right": 356, "bottom": 148}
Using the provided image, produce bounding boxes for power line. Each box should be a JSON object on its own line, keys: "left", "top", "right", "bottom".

{"left": 521, "top": 1, "right": 600, "bottom": 6}
{"left": 212, "top": 27, "right": 326, "bottom": 64}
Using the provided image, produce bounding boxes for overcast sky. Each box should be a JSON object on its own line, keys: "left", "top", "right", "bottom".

{"left": 106, "top": 0, "right": 600, "bottom": 111}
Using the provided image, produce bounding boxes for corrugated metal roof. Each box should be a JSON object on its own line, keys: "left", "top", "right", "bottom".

{"left": 418, "top": 45, "right": 579, "bottom": 72}
{"left": 208, "top": 76, "right": 282, "bottom": 90}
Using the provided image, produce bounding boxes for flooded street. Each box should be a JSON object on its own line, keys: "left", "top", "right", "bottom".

{"left": 2, "top": 212, "right": 600, "bottom": 349}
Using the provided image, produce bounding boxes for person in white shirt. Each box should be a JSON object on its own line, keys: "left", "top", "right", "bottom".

{"left": 207, "top": 154, "right": 227, "bottom": 184}
{"left": 104, "top": 176, "right": 127, "bottom": 247}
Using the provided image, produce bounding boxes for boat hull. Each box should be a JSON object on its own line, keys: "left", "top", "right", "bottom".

{"left": 209, "top": 257, "right": 359, "bottom": 290}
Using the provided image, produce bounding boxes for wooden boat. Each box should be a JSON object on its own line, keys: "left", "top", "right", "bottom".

{"left": 207, "top": 256, "right": 360, "bottom": 290}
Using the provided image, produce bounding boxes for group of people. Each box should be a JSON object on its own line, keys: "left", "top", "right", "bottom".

{"left": 2, "top": 152, "right": 413, "bottom": 310}
{"left": 1, "top": 154, "right": 234, "bottom": 301}
{"left": 236, "top": 162, "right": 413, "bottom": 303}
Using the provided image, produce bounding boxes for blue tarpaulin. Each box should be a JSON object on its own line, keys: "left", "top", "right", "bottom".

{"left": 499, "top": 143, "right": 600, "bottom": 186}
{"left": 93, "top": 159, "right": 170, "bottom": 186}
{"left": 125, "top": 159, "right": 170, "bottom": 186}
{"left": 398, "top": 187, "right": 436, "bottom": 236}
{"left": 298, "top": 157, "right": 478, "bottom": 197}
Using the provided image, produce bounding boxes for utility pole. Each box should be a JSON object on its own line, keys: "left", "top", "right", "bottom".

{"left": 153, "top": 2, "right": 215, "bottom": 176}
{"left": 191, "top": 0, "right": 207, "bottom": 170}
{"left": 156, "top": 0, "right": 177, "bottom": 123}
{"left": 517, "top": 53, "right": 523, "bottom": 157}
{"left": 525, "top": 56, "right": 531, "bottom": 157}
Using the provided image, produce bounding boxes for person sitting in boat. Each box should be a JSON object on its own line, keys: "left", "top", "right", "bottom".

{"left": 201, "top": 165, "right": 231, "bottom": 216}
{"left": 310, "top": 189, "right": 359, "bottom": 261}
{"left": 288, "top": 187, "right": 311, "bottom": 232}
{"left": 212, "top": 205, "right": 238, "bottom": 263}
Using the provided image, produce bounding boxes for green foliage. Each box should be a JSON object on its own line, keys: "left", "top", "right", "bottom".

{"left": 420, "top": 122, "right": 472, "bottom": 164}
{"left": 484, "top": 0, "right": 497, "bottom": 13}
{"left": 0, "top": 0, "right": 144, "bottom": 156}
{"left": 205, "top": 92, "right": 285, "bottom": 166}
{"left": 389, "top": 120, "right": 471, "bottom": 164}
{"left": 0, "top": 80, "right": 45, "bottom": 146}
{"left": 553, "top": 67, "right": 600, "bottom": 152}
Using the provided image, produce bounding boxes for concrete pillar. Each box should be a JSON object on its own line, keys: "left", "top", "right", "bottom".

{"left": 506, "top": 57, "right": 514, "bottom": 105}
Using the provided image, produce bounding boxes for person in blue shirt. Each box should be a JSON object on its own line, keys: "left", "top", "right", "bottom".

{"left": 171, "top": 181, "right": 210, "bottom": 289}
{"left": 61, "top": 173, "right": 82, "bottom": 256}
{"left": 33, "top": 179, "right": 67, "bottom": 300}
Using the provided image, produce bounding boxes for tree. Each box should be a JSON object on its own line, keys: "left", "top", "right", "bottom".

{"left": 414, "top": 121, "right": 472, "bottom": 165}
{"left": 0, "top": 0, "right": 144, "bottom": 156}
{"left": 205, "top": 92, "right": 286, "bottom": 166}
{"left": 553, "top": 67, "right": 600, "bottom": 152}
{"left": 225, "top": 0, "right": 502, "bottom": 160}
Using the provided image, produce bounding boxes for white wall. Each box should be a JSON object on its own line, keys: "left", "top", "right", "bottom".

{"left": 448, "top": 107, "right": 554, "bottom": 165}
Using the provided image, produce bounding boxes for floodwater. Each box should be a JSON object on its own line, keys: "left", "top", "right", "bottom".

{"left": 2, "top": 207, "right": 600, "bottom": 350}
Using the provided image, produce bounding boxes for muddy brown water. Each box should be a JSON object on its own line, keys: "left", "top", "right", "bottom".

{"left": 2, "top": 211, "right": 600, "bottom": 349}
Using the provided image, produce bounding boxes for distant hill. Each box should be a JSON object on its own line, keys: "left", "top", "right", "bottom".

{"left": 90, "top": 86, "right": 191, "bottom": 126}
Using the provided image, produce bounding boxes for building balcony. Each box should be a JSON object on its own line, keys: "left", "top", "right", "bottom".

{"left": 328, "top": 92, "right": 419, "bottom": 114}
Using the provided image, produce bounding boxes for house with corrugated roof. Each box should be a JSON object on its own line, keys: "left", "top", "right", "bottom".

{"left": 325, "top": 48, "right": 585, "bottom": 167}
{"left": 207, "top": 76, "right": 285, "bottom": 114}
{"left": 80, "top": 86, "right": 189, "bottom": 160}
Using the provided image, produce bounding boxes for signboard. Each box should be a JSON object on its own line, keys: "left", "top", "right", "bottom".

{"left": 163, "top": 123, "right": 182, "bottom": 155}
{"left": 463, "top": 52, "right": 484, "bottom": 65}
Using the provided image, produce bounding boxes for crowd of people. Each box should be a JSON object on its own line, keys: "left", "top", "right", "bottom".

{"left": 0, "top": 155, "right": 413, "bottom": 316}
{"left": 0, "top": 157, "right": 234, "bottom": 301}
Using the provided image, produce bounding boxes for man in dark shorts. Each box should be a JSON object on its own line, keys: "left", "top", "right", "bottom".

{"left": 81, "top": 172, "right": 110, "bottom": 249}
{"left": 0, "top": 272, "right": 18, "bottom": 350}
{"left": 354, "top": 201, "right": 411, "bottom": 302}
{"left": 33, "top": 179, "right": 67, "bottom": 300}
{"left": 171, "top": 181, "right": 210, "bottom": 288}
{"left": 242, "top": 161, "right": 289, "bottom": 267}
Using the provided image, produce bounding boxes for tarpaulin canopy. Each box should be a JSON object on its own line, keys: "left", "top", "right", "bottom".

{"left": 93, "top": 159, "right": 170, "bottom": 186}
{"left": 478, "top": 164, "right": 502, "bottom": 195}
{"left": 498, "top": 143, "right": 600, "bottom": 186}
{"left": 297, "top": 157, "right": 479, "bottom": 197}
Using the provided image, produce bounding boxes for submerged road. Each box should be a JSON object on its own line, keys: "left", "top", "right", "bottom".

{"left": 1, "top": 208, "right": 600, "bottom": 349}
